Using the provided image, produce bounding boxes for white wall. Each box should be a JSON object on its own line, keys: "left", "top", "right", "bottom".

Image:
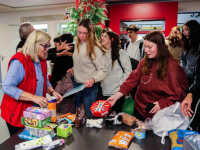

{"left": 178, "top": 1, "right": 200, "bottom": 12}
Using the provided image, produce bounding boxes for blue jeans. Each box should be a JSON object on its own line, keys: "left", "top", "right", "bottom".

{"left": 74, "top": 81, "right": 98, "bottom": 116}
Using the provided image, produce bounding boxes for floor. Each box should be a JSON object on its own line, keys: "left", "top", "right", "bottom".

{"left": 0, "top": 87, "right": 10, "bottom": 144}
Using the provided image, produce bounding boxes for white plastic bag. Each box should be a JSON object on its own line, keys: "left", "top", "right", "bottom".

{"left": 152, "top": 102, "right": 189, "bottom": 144}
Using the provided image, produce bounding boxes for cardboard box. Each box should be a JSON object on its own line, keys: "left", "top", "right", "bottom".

{"left": 57, "top": 124, "right": 72, "bottom": 138}
{"left": 23, "top": 107, "right": 52, "bottom": 120}
{"left": 21, "top": 117, "right": 51, "bottom": 128}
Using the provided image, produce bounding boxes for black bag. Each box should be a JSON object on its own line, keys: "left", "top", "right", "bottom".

{"left": 116, "top": 49, "right": 139, "bottom": 99}
{"left": 54, "top": 72, "right": 76, "bottom": 113}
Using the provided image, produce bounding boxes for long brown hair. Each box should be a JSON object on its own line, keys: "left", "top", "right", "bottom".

{"left": 142, "top": 31, "right": 171, "bottom": 80}
{"left": 76, "top": 19, "right": 105, "bottom": 60}
{"left": 166, "top": 26, "right": 182, "bottom": 48}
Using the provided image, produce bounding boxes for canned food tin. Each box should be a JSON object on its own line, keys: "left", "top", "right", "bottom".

{"left": 134, "top": 128, "right": 146, "bottom": 139}
{"left": 47, "top": 96, "right": 57, "bottom": 103}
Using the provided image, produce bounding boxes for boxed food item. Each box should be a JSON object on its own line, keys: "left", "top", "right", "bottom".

{"left": 21, "top": 117, "right": 51, "bottom": 128}
{"left": 90, "top": 100, "right": 111, "bottom": 117}
{"left": 108, "top": 131, "right": 134, "bottom": 149}
{"left": 23, "top": 107, "right": 52, "bottom": 120}
{"left": 57, "top": 124, "right": 72, "bottom": 138}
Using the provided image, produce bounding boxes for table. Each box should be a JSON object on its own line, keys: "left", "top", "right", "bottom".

{"left": 0, "top": 117, "right": 171, "bottom": 150}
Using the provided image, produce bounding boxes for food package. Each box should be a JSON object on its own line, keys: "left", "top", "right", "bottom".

{"left": 48, "top": 98, "right": 57, "bottom": 122}
{"left": 57, "top": 124, "right": 72, "bottom": 138}
{"left": 168, "top": 129, "right": 198, "bottom": 150}
{"left": 75, "top": 104, "right": 86, "bottom": 128}
{"left": 90, "top": 100, "right": 111, "bottom": 117}
{"left": 122, "top": 113, "right": 136, "bottom": 126}
{"left": 21, "top": 117, "right": 51, "bottom": 128}
{"left": 23, "top": 107, "right": 52, "bottom": 120}
{"left": 58, "top": 113, "right": 76, "bottom": 122}
{"left": 108, "top": 131, "right": 134, "bottom": 149}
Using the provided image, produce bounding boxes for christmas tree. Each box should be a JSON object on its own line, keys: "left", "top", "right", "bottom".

{"left": 65, "top": 0, "right": 109, "bottom": 39}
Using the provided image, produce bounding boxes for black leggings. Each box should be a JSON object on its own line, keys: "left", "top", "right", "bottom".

{"left": 134, "top": 108, "right": 145, "bottom": 121}
{"left": 6, "top": 122, "right": 23, "bottom": 137}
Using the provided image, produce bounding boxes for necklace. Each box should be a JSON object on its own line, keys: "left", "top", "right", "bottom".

{"left": 141, "top": 73, "right": 152, "bottom": 84}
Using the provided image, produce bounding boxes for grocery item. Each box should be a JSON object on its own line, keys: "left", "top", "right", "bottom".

{"left": 168, "top": 129, "right": 198, "bottom": 150}
{"left": 108, "top": 131, "right": 134, "bottom": 149}
{"left": 58, "top": 113, "right": 76, "bottom": 122}
{"left": 15, "top": 135, "right": 52, "bottom": 150}
{"left": 86, "top": 118, "right": 103, "bottom": 128}
{"left": 122, "top": 113, "right": 136, "bottom": 126}
{"left": 90, "top": 100, "right": 111, "bottom": 117}
{"left": 47, "top": 98, "right": 57, "bottom": 122}
{"left": 42, "top": 139, "right": 65, "bottom": 150}
{"left": 57, "top": 124, "right": 72, "bottom": 138}
{"left": 21, "top": 117, "right": 51, "bottom": 128}
{"left": 23, "top": 107, "right": 52, "bottom": 120}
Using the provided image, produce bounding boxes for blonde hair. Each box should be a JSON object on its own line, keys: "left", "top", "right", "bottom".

{"left": 18, "top": 30, "right": 51, "bottom": 63}
{"left": 76, "top": 19, "right": 105, "bottom": 60}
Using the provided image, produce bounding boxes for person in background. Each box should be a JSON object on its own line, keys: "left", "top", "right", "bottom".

{"left": 181, "top": 21, "right": 200, "bottom": 132}
{"left": 53, "top": 36, "right": 61, "bottom": 47}
{"left": 99, "top": 31, "right": 132, "bottom": 116}
{"left": 165, "top": 26, "right": 182, "bottom": 63}
{"left": 107, "top": 31, "right": 188, "bottom": 121}
{"left": 16, "top": 22, "right": 34, "bottom": 52}
{"left": 68, "top": 19, "right": 107, "bottom": 116}
{"left": 124, "top": 24, "right": 144, "bottom": 61}
{"left": 180, "top": 20, "right": 200, "bottom": 86}
{"left": 49, "top": 33, "right": 74, "bottom": 87}
{"left": 101, "top": 27, "right": 112, "bottom": 43}
{"left": 1, "top": 30, "right": 63, "bottom": 137}
{"left": 153, "top": 27, "right": 157, "bottom": 30}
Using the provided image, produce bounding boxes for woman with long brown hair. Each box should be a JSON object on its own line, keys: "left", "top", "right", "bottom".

{"left": 68, "top": 19, "right": 107, "bottom": 116}
{"left": 165, "top": 26, "right": 182, "bottom": 63}
{"left": 107, "top": 31, "right": 188, "bottom": 121}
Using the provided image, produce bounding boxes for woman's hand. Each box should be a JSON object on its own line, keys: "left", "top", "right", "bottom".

{"left": 85, "top": 78, "right": 95, "bottom": 88}
{"left": 107, "top": 92, "right": 123, "bottom": 107}
{"left": 59, "top": 49, "right": 73, "bottom": 56}
{"left": 67, "top": 68, "right": 74, "bottom": 76}
{"left": 31, "top": 95, "right": 48, "bottom": 108}
{"left": 149, "top": 102, "right": 161, "bottom": 114}
{"left": 181, "top": 93, "right": 194, "bottom": 117}
{"left": 52, "top": 91, "right": 63, "bottom": 103}
{"left": 58, "top": 40, "right": 73, "bottom": 51}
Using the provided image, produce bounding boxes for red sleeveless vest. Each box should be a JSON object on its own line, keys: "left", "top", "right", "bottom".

{"left": 1, "top": 52, "right": 47, "bottom": 127}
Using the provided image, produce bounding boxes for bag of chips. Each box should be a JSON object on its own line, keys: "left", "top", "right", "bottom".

{"left": 108, "top": 131, "right": 134, "bottom": 149}
{"left": 58, "top": 113, "right": 76, "bottom": 122}
{"left": 168, "top": 129, "right": 198, "bottom": 150}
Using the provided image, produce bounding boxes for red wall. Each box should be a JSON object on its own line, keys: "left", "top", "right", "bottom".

{"left": 109, "top": 2, "right": 178, "bottom": 37}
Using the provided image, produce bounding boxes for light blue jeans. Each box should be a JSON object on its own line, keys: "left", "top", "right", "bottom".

{"left": 74, "top": 81, "right": 98, "bottom": 116}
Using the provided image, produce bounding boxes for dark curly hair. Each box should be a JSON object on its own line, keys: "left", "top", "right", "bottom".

{"left": 166, "top": 26, "right": 182, "bottom": 48}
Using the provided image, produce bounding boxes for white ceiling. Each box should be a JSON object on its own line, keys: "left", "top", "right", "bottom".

{"left": 0, "top": 0, "right": 76, "bottom": 13}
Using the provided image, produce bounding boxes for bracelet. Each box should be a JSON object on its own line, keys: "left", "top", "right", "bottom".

{"left": 50, "top": 90, "right": 55, "bottom": 96}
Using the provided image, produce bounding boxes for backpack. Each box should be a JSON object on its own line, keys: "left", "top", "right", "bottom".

{"left": 54, "top": 72, "right": 76, "bottom": 113}
{"left": 116, "top": 49, "right": 139, "bottom": 99}
{"left": 125, "top": 41, "right": 144, "bottom": 60}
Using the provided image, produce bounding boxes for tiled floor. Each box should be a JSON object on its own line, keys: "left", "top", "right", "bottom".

{"left": 0, "top": 87, "right": 10, "bottom": 144}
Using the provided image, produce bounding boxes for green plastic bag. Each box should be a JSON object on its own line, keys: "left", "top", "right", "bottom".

{"left": 122, "top": 97, "right": 134, "bottom": 116}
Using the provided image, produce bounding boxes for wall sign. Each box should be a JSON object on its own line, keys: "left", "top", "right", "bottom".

{"left": 21, "top": 14, "right": 67, "bottom": 23}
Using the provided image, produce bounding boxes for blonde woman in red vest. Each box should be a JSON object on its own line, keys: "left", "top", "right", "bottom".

{"left": 0, "top": 30, "right": 63, "bottom": 136}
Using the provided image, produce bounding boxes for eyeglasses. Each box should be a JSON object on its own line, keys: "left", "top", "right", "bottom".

{"left": 40, "top": 44, "right": 51, "bottom": 50}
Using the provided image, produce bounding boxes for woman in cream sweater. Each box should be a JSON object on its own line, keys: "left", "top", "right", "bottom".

{"left": 68, "top": 19, "right": 107, "bottom": 116}
{"left": 100, "top": 31, "right": 132, "bottom": 115}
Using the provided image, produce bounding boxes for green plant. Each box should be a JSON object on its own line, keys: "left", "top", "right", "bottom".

{"left": 65, "top": 0, "right": 109, "bottom": 39}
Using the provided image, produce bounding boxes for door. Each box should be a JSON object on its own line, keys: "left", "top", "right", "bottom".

{"left": 0, "top": 24, "right": 20, "bottom": 82}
